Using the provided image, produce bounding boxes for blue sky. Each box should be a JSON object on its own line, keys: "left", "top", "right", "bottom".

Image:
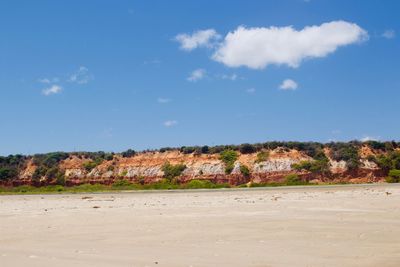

{"left": 1, "top": 0, "right": 399, "bottom": 155}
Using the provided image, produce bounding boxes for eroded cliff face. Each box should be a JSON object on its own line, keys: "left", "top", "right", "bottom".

{"left": 6, "top": 147, "right": 386, "bottom": 186}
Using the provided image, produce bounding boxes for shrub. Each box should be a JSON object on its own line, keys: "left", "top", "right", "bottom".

{"left": 201, "top": 146, "right": 209, "bottom": 154}
{"left": 161, "top": 162, "right": 186, "bottom": 181}
{"left": 159, "top": 147, "right": 173, "bottom": 153}
{"left": 33, "top": 152, "right": 69, "bottom": 168}
{"left": 219, "top": 150, "right": 238, "bottom": 174}
{"left": 180, "top": 146, "right": 198, "bottom": 154}
{"left": 56, "top": 174, "right": 66, "bottom": 186}
{"left": 387, "top": 169, "right": 400, "bottom": 183}
{"left": 328, "top": 143, "right": 360, "bottom": 170}
{"left": 376, "top": 152, "right": 400, "bottom": 174}
{"left": 43, "top": 167, "right": 65, "bottom": 185}
{"left": 239, "top": 165, "right": 250, "bottom": 177}
{"left": 82, "top": 157, "right": 104, "bottom": 172}
{"left": 142, "top": 179, "right": 178, "bottom": 190}
{"left": 32, "top": 166, "right": 47, "bottom": 181}
{"left": 292, "top": 158, "right": 330, "bottom": 174}
{"left": 83, "top": 160, "right": 102, "bottom": 172}
{"left": 364, "top": 141, "right": 386, "bottom": 150}
{"left": 255, "top": 151, "right": 269, "bottom": 163}
{"left": 119, "top": 170, "right": 128, "bottom": 177}
{"left": 107, "top": 165, "right": 115, "bottom": 172}
{"left": 292, "top": 161, "right": 313, "bottom": 171}
{"left": 239, "top": 143, "right": 256, "bottom": 154}
{"left": 0, "top": 167, "right": 17, "bottom": 180}
{"left": 121, "top": 149, "right": 136, "bottom": 158}
{"left": 112, "top": 179, "right": 138, "bottom": 189}
{"left": 284, "top": 174, "right": 307, "bottom": 185}
{"left": 137, "top": 175, "right": 145, "bottom": 185}
{"left": 105, "top": 153, "right": 114, "bottom": 161}
{"left": 183, "top": 180, "right": 215, "bottom": 189}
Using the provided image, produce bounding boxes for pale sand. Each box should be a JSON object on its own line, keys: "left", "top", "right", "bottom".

{"left": 1, "top": 185, "right": 400, "bottom": 267}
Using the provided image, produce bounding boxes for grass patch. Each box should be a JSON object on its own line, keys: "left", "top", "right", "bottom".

{"left": 181, "top": 180, "right": 230, "bottom": 189}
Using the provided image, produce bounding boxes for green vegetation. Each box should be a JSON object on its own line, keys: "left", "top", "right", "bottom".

{"left": 327, "top": 142, "right": 360, "bottom": 170}
{"left": 112, "top": 179, "right": 140, "bottom": 189}
{"left": 292, "top": 157, "right": 330, "bottom": 174}
{"left": 161, "top": 162, "right": 187, "bottom": 181}
{"left": 373, "top": 151, "right": 400, "bottom": 173}
{"left": 219, "top": 150, "right": 238, "bottom": 174}
{"left": 0, "top": 154, "right": 26, "bottom": 181}
{"left": 31, "top": 152, "right": 69, "bottom": 182}
{"left": 239, "top": 164, "right": 250, "bottom": 177}
{"left": 364, "top": 140, "right": 396, "bottom": 152}
{"left": 0, "top": 179, "right": 231, "bottom": 194}
{"left": 284, "top": 174, "right": 308, "bottom": 185}
{"left": 239, "top": 143, "right": 256, "bottom": 154}
{"left": 2, "top": 140, "right": 400, "bottom": 189}
{"left": 255, "top": 151, "right": 269, "bottom": 163}
{"left": 121, "top": 149, "right": 136, "bottom": 158}
{"left": 182, "top": 179, "right": 230, "bottom": 189}
{"left": 386, "top": 169, "right": 400, "bottom": 183}
{"left": 119, "top": 170, "right": 128, "bottom": 177}
{"left": 0, "top": 167, "right": 18, "bottom": 181}
{"left": 82, "top": 158, "right": 103, "bottom": 172}
{"left": 71, "top": 151, "right": 114, "bottom": 161}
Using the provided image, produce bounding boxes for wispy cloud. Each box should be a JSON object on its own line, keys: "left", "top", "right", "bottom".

{"left": 382, "top": 29, "right": 395, "bottom": 39}
{"left": 279, "top": 79, "right": 298, "bottom": 90}
{"left": 38, "top": 77, "right": 59, "bottom": 84}
{"left": 175, "top": 29, "right": 221, "bottom": 51}
{"left": 220, "top": 73, "right": 238, "bottom": 81}
{"left": 42, "top": 85, "right": 62, "bottom": 96}
{"left": 187, "top": 68, "right": 206, "bottom": 82}
{"left": 163, "top": 120, "right": 178, "bottom": 127}
{"left": 69, "top": 66, "right": 93, "bottom": 84}
{"left": 157, "top": 97, "right": 171, "bottom": 104}
{"left": 246, "top": 88, "right": 256, "bottom": 94}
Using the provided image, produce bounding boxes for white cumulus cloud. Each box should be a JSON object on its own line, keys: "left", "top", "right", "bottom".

{"left": 42, "top": 85, "right": 62, "bottom": 95}
{"left": 175, "top": 29, "right": 221, "bottom": 51}
{"left": 360, "top": 135, "right": 379, "bottom": 142}
{"left": 69, "top": 66, "right": 93, "bottom": 84}
{"left": 279, "top": 79, "right": 298, "bottom": 90}
{"left": 187, "top": 68, "right": 206, "bottom": 82}
{"left": 163, "top": 120, "right": 178, "bottom": 127}
{"left": 212, "top": 21, "right": 368, "bottom": 69}
{"left": 382, "top": 29, "right": 395, "bottom": 39}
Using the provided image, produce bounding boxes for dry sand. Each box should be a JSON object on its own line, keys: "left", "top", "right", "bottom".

{"left": 1, "top": 184, "right": 400, "bottom": 267}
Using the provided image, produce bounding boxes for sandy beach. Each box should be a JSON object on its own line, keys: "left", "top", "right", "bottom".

{"left": 1, "top": 184, "right": 400, "bottom": 267}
